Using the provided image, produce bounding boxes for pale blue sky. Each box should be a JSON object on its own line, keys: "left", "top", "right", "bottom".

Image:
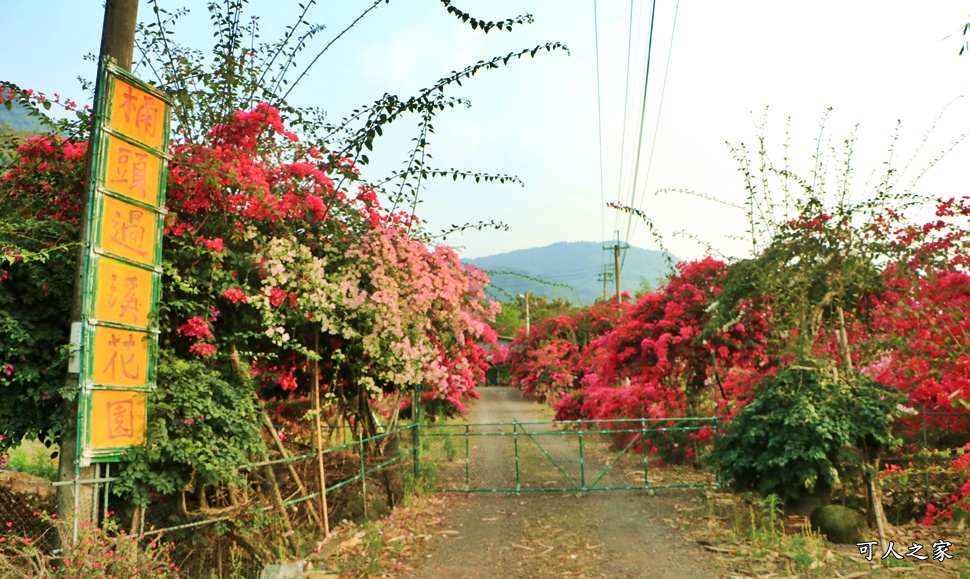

{"left": 4, "top": 1, "right": 970, "bottom": 279}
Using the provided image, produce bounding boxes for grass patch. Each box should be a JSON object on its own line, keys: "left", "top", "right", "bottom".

{"left": 4, "top": 439, "right": 58, "bottom": 481}
{"left": 687, "top": 491, "right": 970, "bottom": 578}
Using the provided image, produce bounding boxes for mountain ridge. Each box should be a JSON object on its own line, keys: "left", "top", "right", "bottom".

{"left": 0, "top": 99, "right": 46, "bottom": 134}
{"left": 462, "top": 241, "right": 676, "bottom": 305}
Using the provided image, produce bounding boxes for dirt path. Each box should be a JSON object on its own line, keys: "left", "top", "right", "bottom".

{"left": 398, "top": 387, "right": 726, "bottom": 579}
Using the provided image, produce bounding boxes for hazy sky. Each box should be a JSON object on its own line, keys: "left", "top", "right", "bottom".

{"left": 5, "top": 2, "right": 970, "bottom": 283}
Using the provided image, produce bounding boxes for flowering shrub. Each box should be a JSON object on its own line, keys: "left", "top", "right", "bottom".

{"left": 503, "top": 114, "right": 970, "bottom": 517}
{"left": 0, "top": 135, "right": 84, "bottom": 453}
{"left": 0, "top": 102, "right": 498, "bottom": 502}
{"left": 159, "top": 103, "right": 497, "bottom": 420}
{"left": 919, "top": 443, "right": 970, "bottom": 526}
{"left": 0, "top": 512, "right": 179, "bottom": 578}
{"left": 507, "top": 299, "right": 628, "bottom": 404}
{"left": 565, "top": 258, "right": 770, "bottom": 425}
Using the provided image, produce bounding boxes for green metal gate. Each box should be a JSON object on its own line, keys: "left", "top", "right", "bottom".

{"left": 419, "top": 417, "right": 718, "bottom": 493}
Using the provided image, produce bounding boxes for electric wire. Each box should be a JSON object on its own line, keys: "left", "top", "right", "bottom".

{"left": 612, "top": 0, "right": 639, "bottom": 239}
{"left": 623, "top": 0, "right": 658, "bottom": 251}
{"left": 625, "top": 0, "right": 681, "bottom": 267}
{"left": 622, "top": 0, "right": 647, "bottom": 214}
{"left": 593, "top": 0, "right": 608, "bottom": 276}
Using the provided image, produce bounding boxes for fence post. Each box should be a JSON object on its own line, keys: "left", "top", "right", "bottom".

{"left": 413, "top": 384, "right": 421, "bottom": 481}
{"left": 359, "top": 425, "right": 367, "bottom": 521}
{"left": 922, "top": 403, "right": 928, "bottom": 449}
{"left": 464, "top": 423, "right": 470, "bottom": 492}
{"left": 102, "top": 463, "right": 111, "bottom": 521}
{"left": 579, "top": 425, "right": 585, "bottom": 490}
{"left": 641, "top": 418, "right": 648, "bottom": 488}
{"left": 713, "top": 415, "right": 720, "bottom": 488}
{"left": 514, "top": 422, "right": 521, "bottom": 492}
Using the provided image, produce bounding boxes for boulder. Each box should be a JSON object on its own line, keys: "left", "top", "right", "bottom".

{"left": 809, "top": 504, "right": 868, "bottom": 544}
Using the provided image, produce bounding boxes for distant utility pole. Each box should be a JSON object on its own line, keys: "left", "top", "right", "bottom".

{"left": 597, "top": 267, "right": 614, "bottom": 302}
{"left": 57, "top": 0, "right": 140, "bottom": 540}
{"left": 603, "top": 233, "right": 629, "bottom": 304}
{"left": 524, "top": 292, "right": 531, "bottom": 337}
{"left": 614, "top": 243, "right": 622, "bottom": 303}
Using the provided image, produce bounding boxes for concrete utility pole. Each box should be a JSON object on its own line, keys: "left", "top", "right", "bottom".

{"left": 597, "top": 268, "right": 613, "bottom": 302}
{"left": 98, "top": 0, "right": 139, "bottom": 70}
{"left": 524, "top": 292, "right": 531, "bottom": 337}
{"left": 603, "top": 234, "right": 628, "bottom": 304}
{"left": 613, "top": 243, "right": 622, "bottom": 304}
{"left": 57, "top": 0, "right": 140, "bottom": 539}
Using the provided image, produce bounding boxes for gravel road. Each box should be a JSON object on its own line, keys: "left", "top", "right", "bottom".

{"left": 400, "top": 387, "right": 726, "bottom": 579}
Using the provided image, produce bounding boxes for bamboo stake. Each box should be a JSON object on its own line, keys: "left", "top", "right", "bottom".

{"left": 313, "top": 334, "right": 331, "bottom": 536}
{"left": 262, "top": 410, "right": 323, "bottom": 532}
{"left": 839, "top": 306, "right": 887, "bottom": 542}
{"left": 259, "top": 457, "right": 299, "bottom": 554}
{"left": 836, "top": 305, "right": 853, "bottom": 373}
{"left": 868, "top": 456, "right": 888, "bottom": 547}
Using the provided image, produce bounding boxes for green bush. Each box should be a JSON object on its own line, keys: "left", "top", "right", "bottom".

{"left": 113, "top": 352, "right": 264, "bottom": 506}
{"left": 712, "top": 368, "right": 897, "bottom": 500}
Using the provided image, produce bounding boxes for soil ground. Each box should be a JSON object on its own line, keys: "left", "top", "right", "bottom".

{"left": 396, "top": 387, "right": 726, "bottom": 579}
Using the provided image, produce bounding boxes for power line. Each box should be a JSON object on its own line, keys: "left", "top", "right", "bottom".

{"left": 612, "top": 0, "right": 639, "bottom": 240}
{"left": 593, "top": 0, "right": 607, "bottom": 275}
{"left": 623, "top": 0, "right": 658, "bottom": 250}
{"left": 627, "top": 0, "right": 681, "bottom": 263}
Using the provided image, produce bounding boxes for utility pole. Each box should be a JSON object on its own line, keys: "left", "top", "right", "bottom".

{"left": 57, "top": 0, "right": 140, "bottom": 539}
{"left": 524, "top": 292, "right": 531, "bottom": 337}
{"left": 603, "top": 232, "right": 628, "bottom": 304}
{"left": 597, "top": 267, "right": 614, "bottom": 302}
{"left": 98, "top": 0, "right": 139, "bottom": 69}
{"left": 614, "top": 243, "right": 622, "bottom": 304}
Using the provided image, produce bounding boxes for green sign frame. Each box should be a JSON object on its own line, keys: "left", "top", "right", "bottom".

{"left": 77, "top": 58, "right": 171, "bottom": 466}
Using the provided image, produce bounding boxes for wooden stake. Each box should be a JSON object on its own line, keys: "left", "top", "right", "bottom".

{"left": 836, "top": 305, "right": 853, "bottom": 373}
{"left": 259, "top": 457, "right": 299, "bottom": 554}
{"left": 867, "top": 456, "right": 888, "bottom": 547}
{"left": 262, "top": 411, "right": 323, "bottom": 532}
{"left": 313, "top": 333, "right": 331, "bottom": 536}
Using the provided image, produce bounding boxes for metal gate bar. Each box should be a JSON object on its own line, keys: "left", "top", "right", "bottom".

{"left": 421, "top": 417, "right": 719, "bottom": 493}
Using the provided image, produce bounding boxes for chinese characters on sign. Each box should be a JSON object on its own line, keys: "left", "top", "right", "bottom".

{"left": 99, "top": 195, "right": 156, "bottom": 265}
{"left": 91, "top": 327, "right": 149, "bottom": 388}
{"left": 108, "top": 77, "right": 164, "bottom": 150}
{"left": 78, "top": 61, "right": 170, "bottom": 465}
{"left": 857, "top": 540, "right": 954, "bottom": 563}
{"left": 104, "top": 135, "right": 161, "bottom": 205}
{"left": 89, "top": 390, "right": 146, "bottom": 448}
{"left": 93, "top": 258, "right": 153, "bottom": 327}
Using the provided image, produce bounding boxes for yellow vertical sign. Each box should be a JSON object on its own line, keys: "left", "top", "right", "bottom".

{"left": 98, "top": 195, "right": 157, "bottom": 266}
{"left": 80, "top": 60, "right": 170, "bottom": 464}
{"left": 106, "top": 77, "right": 165, "bottom": 150}
{"left": 93, "top": 258, "right": 153, "bottom": 327}
{"left": 89, "top": 390, "right": 147, "bottom": 448}
{"left": 103, "top": 134, "right": 162, "bottom": 206}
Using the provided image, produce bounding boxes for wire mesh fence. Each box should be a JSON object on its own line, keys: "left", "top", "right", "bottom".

{"left": 146, "top": 425, "right": 417, "bottom": 577}
{"left": 7, "top": 425, "right": 420, "bottom": 578}
{"left": 419, "top": 417, "right": 719, "bottom": 493}
{"left": 1, "top": 405, "right": 967, "bottom": 576}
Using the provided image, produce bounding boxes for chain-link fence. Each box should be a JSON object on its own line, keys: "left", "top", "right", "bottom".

{"left": 2, "top": 405, "right": 967, "bottom": 576}
{"left": 15, "top": 424, "right": 418, "bottom": 578}
{"left": 419, "top": 417, "right": 719, "bottom": 493}
{"left": 153, "top": 425, "right": 415, "bottom": 577}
